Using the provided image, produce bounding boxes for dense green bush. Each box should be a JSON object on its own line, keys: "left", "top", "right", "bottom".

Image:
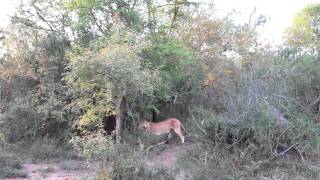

{"left": 65, "top": 35, "right": 159, "bottom": 133}
{"left": 0, "top": 94, "right": 69, "bottom": 143}
{"left": 0, "top": 99, "right": 41, "bottom": 142}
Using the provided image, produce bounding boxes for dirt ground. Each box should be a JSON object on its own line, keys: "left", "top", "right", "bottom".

{"left": 5, "top": 143, "right": 192, "bottom": 180}
{"left": 5, "top": 160, "right": 94, "bottom": 180}
{"left": 146, "top": 142, "right": 193, "bottom": 180}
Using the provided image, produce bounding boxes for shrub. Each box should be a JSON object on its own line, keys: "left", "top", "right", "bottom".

{"left": 0, "top": 154, "right": 27, "bottom": 179}
{"left": 59, "top": 160, "right": 84, "bottom": 171}
{"left": 70, "top": 132, "right": 175, "bottom": 179}
{"left": 0, "top": 99, "right": 40, "bottom": 143}
{"left": 181, "top": 54, "right": 320, "bottom": 179}
{"left": 70, "top": 132, "right": 115, "bottom": 161}
{"left": 0, "top": 95, "right": 69, "bottom": 143}
{"left": 28, "top": 138, "right": 76, "bottom": 161}
{"left": 0, "top": 167, "right": 28, "bottom": 179}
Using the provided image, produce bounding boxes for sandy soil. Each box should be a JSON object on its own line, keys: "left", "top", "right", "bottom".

{"left": 5, "top": 143, "right": 192, "bottom": 180}
{"left": 146, "top": 142, "right": 193, "bottom": 180}
{"left": 5, "top": 160, "right": 94, "bottom": 180}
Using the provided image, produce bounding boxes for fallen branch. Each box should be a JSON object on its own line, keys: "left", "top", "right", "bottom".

{"left": 188, "top": 106, "right": 206, "bottom": 135}
{"left": 272, "top": 94, "right": 311, "bottom": 115}
{"left": 251, "top": 143, "right": 302, "bottom": 171}
{"left": 145, "top": 141, "right": 167, "bottom": 157}
{"left": 295, "top": 146, "right": 306, "bottom": 162}
{"left": 275, "top": 144, "right": 297, "bottom": 157}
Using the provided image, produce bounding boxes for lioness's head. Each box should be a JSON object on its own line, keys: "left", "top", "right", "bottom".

{"left": 139, "top": 120, "right": 149, "bottom": 129}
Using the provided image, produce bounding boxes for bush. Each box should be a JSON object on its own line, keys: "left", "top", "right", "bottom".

{"left": 180, "top": 54, "right": 320, "bottom": 179}
{"left": 0, "top": 154, "right": 27, "bottom": 179}
{"left": 0, "top": 155, "right": 21, "bottom": 169}
{"left": 0, "top": 100, "right": 40, "bottom": 143}
{"left": 70, "top": 132, "right": 115, "bottom": 161}
{"left": 28, "top": 138, "right": 76, "bottom": 161}
{"left": 0, "top": 95, "right": 69, "bottom": 143}
{"left": 70, "top": 132, "right": 175, "bottom": 179}
{"left": 59, "top": 160, "right": 84, "bottom": 171}
{"left": 0, "top": 167, "right": 28, "bottom": 179}
{"left": 180, "top": 141, "right": 320, "bottom": 179}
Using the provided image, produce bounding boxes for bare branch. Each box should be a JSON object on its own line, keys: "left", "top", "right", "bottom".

{"left": 90, "top": 10, "right": 105, "bottom": 35}
{"left": 33, "top": 5, "right": 56, "bottom": 32}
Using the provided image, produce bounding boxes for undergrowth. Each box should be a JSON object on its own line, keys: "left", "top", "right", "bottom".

{"left": 180, "top": 106, "right": 320, "bottom": 179}
{"left": 0, "top": 152, "right": 27, "bottom": 179}
{"left": 70, "top": 131, "right": 175, "bottom": 179}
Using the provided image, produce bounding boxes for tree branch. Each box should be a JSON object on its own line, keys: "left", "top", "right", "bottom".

{"left": 170, "top": 0, "right": 179, "bottom": 31}
{"left": 90, "top": 10, "right": 105, "bottom": 35}
{"left": 33, "top": 5, "right": 55, "bottom": 32}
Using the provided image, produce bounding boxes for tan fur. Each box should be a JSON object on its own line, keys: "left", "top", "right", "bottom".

{"left": 139, "top": 118, "right": 185, "bottom": 143}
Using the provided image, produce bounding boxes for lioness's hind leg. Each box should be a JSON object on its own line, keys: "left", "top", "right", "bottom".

{"left": 174, "top": 127, "right": 184, "bottom": 143}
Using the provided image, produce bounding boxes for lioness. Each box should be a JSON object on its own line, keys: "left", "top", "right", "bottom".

{"left": 139, "top": 118, "right": 185, "bottom": 143}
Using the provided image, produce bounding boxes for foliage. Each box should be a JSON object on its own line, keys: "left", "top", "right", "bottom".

{"left": 70, "top": 132, "right": 174, "bottom": 179}
{"left": 1, "top": 1, "right": 320, "bottom": 179}
{"left": 28, "top": 138, "right": 76, "bottom": 161}
{"left": 183, "top": 53, "right": 320, "bottom": 179}
{"left": 286, "top": 56, "right": 320, "bottom": 110}
{"left": 0, "top": 34, "right": 70, "bottom": 143}
{"left": 65, "top": 35, "right": 159, "bottom": 131}
{"left": 285, "top": 3, "right": 320, "bottom": 53}
{"left": 141, "top": 35, "right": 197, "bottom": 99}
{"left": 70, "top": 132, "right": 115, "bottom": 161}
{"left": 0, "top": 168, "right": 28, "bottom": 179}
{"left": 180, "top": 141, "right": 320, "bottom": 179}
{"left": 0, "top": 154, "right": 27, "bottom": 179}
{"left": 62, "top": 0, "right": 144, "bottom": 44}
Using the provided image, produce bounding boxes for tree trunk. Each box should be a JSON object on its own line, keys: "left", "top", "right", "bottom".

{"left": 115, "top": 95, "right": 125, "bottom": 143}
{"left": 152, "top": 108, "right": 157, "bottom": 122}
